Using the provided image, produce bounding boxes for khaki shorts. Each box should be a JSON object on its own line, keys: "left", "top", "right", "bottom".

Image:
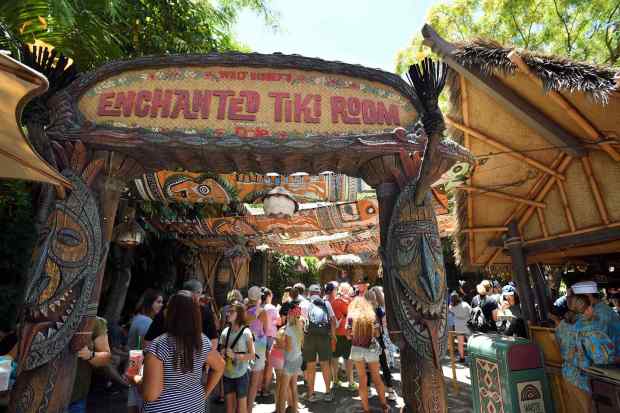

{"left": 302, "top": 334, "right": 332, "bottom": 363}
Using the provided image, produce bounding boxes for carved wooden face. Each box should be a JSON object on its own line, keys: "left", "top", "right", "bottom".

{"left": 386, "top": 183, "right": 447, "bottom": 362}
{"left": 19, "top": 172, "right": 102, "bottom": 371}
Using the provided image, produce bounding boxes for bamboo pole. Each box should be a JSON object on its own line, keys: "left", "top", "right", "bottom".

{"left": 523, "top": 221, "right": 620, "bottom": 245}
{"left": 483, "top": 154, "right": 565, "bottom": 268}
{"left": 462, "top": 226, "right": 509, "bottom": 233}
{"left": 518, "top": 155, "right": 573, "bottom": 230}
{"left": 455, "top": 185, "right": 546, "bottom": 208}
{"left": 508, "top": 51, "right": 620, "bottom": 162}
{"left": 536, "top": 208, "right": 550, "bottom": 238}
{"left": 446, "top": 118, "right": 566, "bottom": 180}
{"left": 460, "top": 75, "right": 476, "bottom": 266}
{"left": 580, "top": 155, "right": 610, "bottom": 224}
{"left": 557, "top": 178, "right": 577, "bottom": 232}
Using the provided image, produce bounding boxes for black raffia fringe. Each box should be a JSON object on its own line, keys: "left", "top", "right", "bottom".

{"left": 453, "top": 39, "right": 617, "bottom": 104}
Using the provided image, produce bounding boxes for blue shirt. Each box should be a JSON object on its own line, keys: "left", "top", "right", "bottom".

{"left": 556, "top": 316, "right": 615, "bottom": 392}
{"left": 592, "top": 301, "right": 620, "bottom": 358}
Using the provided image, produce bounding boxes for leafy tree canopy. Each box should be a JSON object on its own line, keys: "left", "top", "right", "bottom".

{"left": 0, "top": 0, "right": 276, "bottom": 70}
{"left": 396, "top": 0, "right": 620, "bottom": 74}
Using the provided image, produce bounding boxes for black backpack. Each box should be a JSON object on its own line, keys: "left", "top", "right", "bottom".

{"left": 467, "top": 299, "right": 494, "bottom": 333}
{"left": 306, "top": 297, "right": 330, "bottom": 336}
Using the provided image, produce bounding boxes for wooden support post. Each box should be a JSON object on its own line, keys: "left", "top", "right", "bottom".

{"left": 447, "top": 331, "right": 459, "bottom": 392}
{"left": 580, "top": 156, "right": 610, "bottom": 224}
{"left": 446, "top": 118, "right": 566, "bottom": 180}
{"left": 531, "top": 263, "right": 551, "bottom": 324}
{"left": 460, "top": 76, "right": 476, "bottom": 267}
{"left": 556, "top": 179, "right": 576, "bottom": 233}
{"left": 508, "top": 50, "right": 620, "bottom": 162}
{"left": 505, "top": 221, "right": 537, "bottom": 323}
{"left": 536, "top": 208, "right": 550, "bottom": 238}
{"left": 455, "top": 185, "right": 547, "bottom": 208}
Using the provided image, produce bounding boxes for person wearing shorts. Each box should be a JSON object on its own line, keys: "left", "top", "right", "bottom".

{"left": 330, "top": 282, "right": 355, "bottom": 390}
{"left": 346, "top": 296, "right": 389, "bottom": 412}
{"left": 302, "top": 284, "right": 336, "bottom": 403}
{"left": 219, "top": 303, "right": 255, "bottom": 413}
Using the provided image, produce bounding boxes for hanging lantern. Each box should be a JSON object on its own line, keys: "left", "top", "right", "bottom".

{"left": 263, "top": 186, "right": 299, "bottom": 217}
{"left": 112, "top": 207, "right": 145, "bottom": 248}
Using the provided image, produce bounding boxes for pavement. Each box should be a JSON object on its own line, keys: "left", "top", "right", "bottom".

{"left": 87, "top": 356, "right": 473, "bottom": 412}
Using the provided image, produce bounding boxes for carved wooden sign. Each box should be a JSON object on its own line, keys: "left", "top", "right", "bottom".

{"left": 77, "top": 64, "right": 417, "bottom": 139}
{"left": 46, "top": 53, "right": 423, "bottom": 175}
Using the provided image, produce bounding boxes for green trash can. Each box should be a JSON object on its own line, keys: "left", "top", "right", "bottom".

{"left": 468, "top": 334, "right": 554, "bottom": 413}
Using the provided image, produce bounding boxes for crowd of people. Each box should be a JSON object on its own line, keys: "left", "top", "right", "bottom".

{"left": 447, "top": 279, "right": 527, "bottom": 362}
{"left": 38, "top": 277, "right": 398, "bottom": 413}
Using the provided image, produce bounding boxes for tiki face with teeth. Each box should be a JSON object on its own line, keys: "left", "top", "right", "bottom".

{"left": 18, "top": 172, "right": 102, "bottom": 372}
{"left": 386, "top": 184, "right": 447, "bottom": 364}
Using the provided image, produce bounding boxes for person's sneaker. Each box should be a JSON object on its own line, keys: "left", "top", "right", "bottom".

{"left": 333, "top": 377, "right": 341, "bottom": 387}
{"left": 307, "top": 393, "right": 322, "bottom": 403}
{"left": 348, "top": 381, "right": 359, "bottom": 391}
{"left": 386, "top": 388, "right": 398, "bottom": 401}
{"left": 323, "top": 390, "right": 335, "bottom": 402}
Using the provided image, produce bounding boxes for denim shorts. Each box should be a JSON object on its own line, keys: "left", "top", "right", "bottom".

{"left": 223, "top": 372, "right": 250, "bottom": 398}
{"left": 349, "top": 345, "right": 380, "bottom": 363}
{"left": 283, "top": 355, "right": 302, "bottom": 376}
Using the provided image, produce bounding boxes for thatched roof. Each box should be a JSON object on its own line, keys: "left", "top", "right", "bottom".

{"left": 422, "top": 25, "right": 620, "bottom": 272}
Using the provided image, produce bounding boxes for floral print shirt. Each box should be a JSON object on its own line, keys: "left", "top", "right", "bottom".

{"left": 556, "top": 315, "right": 615, "bottom": 392}
{"left": 592, "top": 301, "right": 620, "bottom": 358}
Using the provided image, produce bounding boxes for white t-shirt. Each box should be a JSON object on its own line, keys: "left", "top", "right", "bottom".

{"left": 450, "top": 301, "right": 472, "bottom": 334}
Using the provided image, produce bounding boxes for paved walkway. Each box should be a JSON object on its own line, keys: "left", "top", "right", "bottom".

{"left": 88, "top": 356, "right": 473, "bottom": 412}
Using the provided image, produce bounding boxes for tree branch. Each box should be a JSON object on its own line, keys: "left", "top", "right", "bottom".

{"left": 553, "top": 0, "right": 573, "bottom": 53}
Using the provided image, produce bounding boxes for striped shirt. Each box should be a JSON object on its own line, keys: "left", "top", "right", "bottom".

{"left": 144, "top": 333, "right": 210, "bottom": 413}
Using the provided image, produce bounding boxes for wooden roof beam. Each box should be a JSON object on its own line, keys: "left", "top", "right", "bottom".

{"left": 455, "top": 184, "right": 547, "bottom": 208}
{"left": 422, "top": 24, "right": 586, "bottom": 158}
{"left": 447, "top": 118, "right": 566, "bottom": 180}
{"left": 509, "top": 51, "right": 620, "bottom": 162}
{"left": 523, "top": 224, "right": 620, "bottom": 255}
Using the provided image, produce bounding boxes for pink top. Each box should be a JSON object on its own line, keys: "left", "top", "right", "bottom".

{"left": 248, "top": 305, "right": 265, "bottom": 338}
{"left": 263, "top": 304, "right": 279, "bottom": 337}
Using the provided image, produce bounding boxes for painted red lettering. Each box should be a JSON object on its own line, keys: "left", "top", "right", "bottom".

{"left": 97, "top": 92, "right": 120, "bottom": 116}
{"left": 361, "top": 99, "right": 377, "bottom": 124}
{"left": 213, "top": 90, "right": 234, "bottom": 120}
{"left": 150, "top": 89, "right": 173, "bottom": 118}
{"left": 269, "top": 92, "right": 290, "bottom": 122}
{"left": 330, "top": 96, "right": 358, "bottom": 124}
{"left": 170, "top": 90, "right": 190, "bottom": 119}
{"left": 193, "top": 91, "right": 211, "bottom": 119}
{"left": 347, "top": 97, "right": 361, "bottom": 124}
{"left": 113, "top": 91, "right": 135, "bottom": 117}
{"left": 376, "top": 102, "right": 401, "bottom": 125}
{"left": 135, "top": 90, "right": 152, "bottom": 118}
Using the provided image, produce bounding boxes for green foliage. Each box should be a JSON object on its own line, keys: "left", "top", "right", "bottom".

{"left": 396, "top": 0, "right": 620, "bottom": 74}
{"left": 0, "top": 0, "right": 276, "bottom": 70}
{"left": 267, "top": 254, "right": 320, "bottom": 301}
{"left": 0, "top": 181, "right": 36, "bottom": 328}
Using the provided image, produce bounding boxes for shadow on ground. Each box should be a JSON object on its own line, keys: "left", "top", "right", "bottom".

{"left": 87, "top": 356, "right": 473, "bottom": 412}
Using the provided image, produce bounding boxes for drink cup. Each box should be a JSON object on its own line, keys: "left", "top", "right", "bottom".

{"left": 0, "top": 357, "right": 11, "bottom": 391}
{"left": 126, "top": 350, "right": 144, "bottom": 378}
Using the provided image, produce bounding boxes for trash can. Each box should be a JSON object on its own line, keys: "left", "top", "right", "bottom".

{"left": 468, "top": 334, "right": 554, "bottom": 413}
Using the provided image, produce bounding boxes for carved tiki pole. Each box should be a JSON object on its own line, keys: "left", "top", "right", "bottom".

{"left": 10, "top": 146, "right": 129, "bottom": 413}
{"left": 380, "top": 58, "right": 472, "bottom": 413}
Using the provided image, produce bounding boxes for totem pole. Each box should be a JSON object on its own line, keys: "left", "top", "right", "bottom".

{"left": 381, "top": 59, "right": 474, "bottom": 412}
{"left": 8, "top": 47, "right": 135, "bottom": 413}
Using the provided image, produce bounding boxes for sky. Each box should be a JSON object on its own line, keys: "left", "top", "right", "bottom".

{"left": 233, "top": 0, "right": 439, "bottom": 74}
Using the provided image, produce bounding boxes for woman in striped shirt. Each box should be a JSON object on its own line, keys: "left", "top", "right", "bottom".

{"left": 140, "top": 290, "right": 225, "bottom": 413}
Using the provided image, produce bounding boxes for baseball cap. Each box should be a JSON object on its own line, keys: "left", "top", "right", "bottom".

{"left": 308, "top": 284, "right": 321, "bottom": 295}
{"left": 502, "top": 285, "right": 516, "bottom": 296}
{"left": 248, "top": 286, "right": 262, "bottom": 301}
{"left": 325, "top": 281, "right": 338, "bottom": 294}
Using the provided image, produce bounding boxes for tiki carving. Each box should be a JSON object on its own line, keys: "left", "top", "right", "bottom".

{"left": 10, "top": 144, "right": 105, "bottom": 413}
{"left": 381, "top": 58, "right": 474, "bottom": 413}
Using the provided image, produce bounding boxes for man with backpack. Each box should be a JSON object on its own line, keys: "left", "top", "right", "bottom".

{"left": 302, "top": 284, "right": 336, "bottom": 402}
{"left": 467, "top": 281, "right": 499, "bottom": 333}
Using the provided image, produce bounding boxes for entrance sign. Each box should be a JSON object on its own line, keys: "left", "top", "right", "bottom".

{"left": 76, "top": 60, "right": 417, "bottom": 140}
